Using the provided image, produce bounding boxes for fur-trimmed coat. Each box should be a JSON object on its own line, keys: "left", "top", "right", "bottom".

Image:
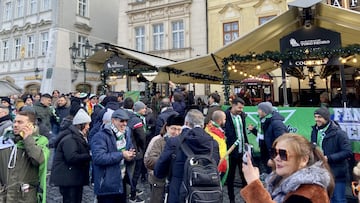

{"left": 241, "top": 161, "right": 331, "bottom": 203}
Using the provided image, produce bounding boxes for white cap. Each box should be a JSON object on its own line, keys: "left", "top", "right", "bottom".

{"left": 73, "top": 109, "right": 91, "bottom": 125}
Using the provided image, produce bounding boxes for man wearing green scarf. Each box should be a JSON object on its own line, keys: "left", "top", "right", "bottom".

{"left": 311, "top": 107, "right": 352, "bottom": 203}
{"left": 0, "top": 110, "right": 49, "bottom": 203}
{"left": 248, "top": 102, "right": 287, "bottom": 174}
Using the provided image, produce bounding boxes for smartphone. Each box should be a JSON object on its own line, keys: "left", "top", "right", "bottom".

{"left": 242, "top": 143, "right": 253, "bottom": 165}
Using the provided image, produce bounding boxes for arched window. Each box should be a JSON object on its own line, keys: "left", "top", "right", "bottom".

{"left": 24, "top": 83, "right": 40, "bottom": 95}
{"left": 76, "top": 83, "right": 92, "bottom": 93}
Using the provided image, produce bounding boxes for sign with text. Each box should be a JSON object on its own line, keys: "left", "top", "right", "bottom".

{"left": 104, "top": 55, "right": 128, "bottom": 72}
{"left": 229, "top": 107, "right": 360, "bottom": 153}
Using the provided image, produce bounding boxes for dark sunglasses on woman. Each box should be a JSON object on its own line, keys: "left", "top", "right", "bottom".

{"left": 270, "top": 148, "right": 289, "bottom": 161}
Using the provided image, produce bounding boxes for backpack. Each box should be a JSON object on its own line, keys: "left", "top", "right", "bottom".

{"left": 179, "top": 141, "right": 223, "bottom": 203}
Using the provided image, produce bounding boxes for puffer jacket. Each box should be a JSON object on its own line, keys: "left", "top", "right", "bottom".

{"left": 50, "top": 125, "right": 91, "bottom": 186}
{"left": 90, "top": 124, "right": 133, "bottom": 196}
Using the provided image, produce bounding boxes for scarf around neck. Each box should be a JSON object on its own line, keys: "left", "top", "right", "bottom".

{"left": 266, "top": 161, "right": 330, "bottom": 203}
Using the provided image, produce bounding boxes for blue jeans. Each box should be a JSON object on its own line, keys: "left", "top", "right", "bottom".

{"left": 331, "top": 181, "right": 347, "bottom": 203}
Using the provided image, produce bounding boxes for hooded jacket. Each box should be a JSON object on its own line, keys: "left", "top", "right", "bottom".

{"left": 154, "top": 127, "right": 220, "bottom": 203}
{"left": 311, "top": 121, "right": 352, "bottom": 181}
{"left": 0, "top": 129, "right": 49, "bottom": 203}
{"left": 241, "top": 161, "right": 331, "bottom": 203}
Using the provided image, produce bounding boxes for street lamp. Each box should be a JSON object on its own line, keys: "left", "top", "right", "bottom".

{"left": 34, "top": 67, "right": 40, "bottom": 80}
{"left": 69, "top": 39, "right": 93, "bottom": 92}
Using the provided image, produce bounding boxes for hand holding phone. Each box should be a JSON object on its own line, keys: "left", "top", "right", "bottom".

{"left": 242, "top": 143, "right": 253, "bottom": 165}
{"left": 20, "top": 123, "right": 34, "bottom": 139}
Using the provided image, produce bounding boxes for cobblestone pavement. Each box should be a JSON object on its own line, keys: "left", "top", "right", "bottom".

{"left": 46, "top": 177, "right": 245, "bottom": 203}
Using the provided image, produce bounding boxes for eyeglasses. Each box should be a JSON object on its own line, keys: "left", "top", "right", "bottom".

{"left": 352, "top": 181, "right": 360, "bottom": 196}
{"left": 270, "top": 148, "right": 289, "bottom": 161}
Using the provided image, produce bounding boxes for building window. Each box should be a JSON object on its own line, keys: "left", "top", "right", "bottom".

{"left": 223, "top": 21, "right": 239, "bottom": 45}
{"left": 135, "top": 26, "right": 145, "bottom": 52}
{"left": 16, "top": 0, "right": 24, "bottom": 18}
{"left": 41, "top": 0, "right": 50, "bottom": 11}
{"left": 2, "top": 40, "right": 9, "bottom": 61}
{"left": 153, "top": 23, "right": 164, "bottom": 51}
{"left": 40, "top": 32, "right": 48, "bottom": 56}
{"left": 29, "top": 0, "right": 37, "bottom": 14}
{"left": 172, "top": 20, "right": 184, "bottom": 49}
{"left": 14, "top": 38, "right": 22, "bottom": 59}
{"left": 4, "top": 2, "right": 12, "bottom": 21}
{"left": 259, "top": 15, "right": 276, "bottom": 25}
{"left": 78, "top": 0, "right": 88, "bottom": 17}
{"left": 77, "top": 35, "right": 87, "bottom": 57}
{"left": 27, "top": 35, "right": 35, "bottom": 58}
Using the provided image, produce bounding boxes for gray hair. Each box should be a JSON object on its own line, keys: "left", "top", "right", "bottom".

{"left": 185, "top": 109, "right": 204, "bottom": 128}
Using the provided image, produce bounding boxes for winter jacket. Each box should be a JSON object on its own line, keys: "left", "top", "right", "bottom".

{"left": 172, "top": 101, "right": 186, "bottom": 118}
{"left": 127, "top": 110, "right": 146, "bottom": 160}
{"left": 154, "top": 107, "right": 178, "bottom": 135}
{"left": 0, "top": 131, "right": 48, "bottom": 203}
{"left": 33, "top": 101, "right": 52, "bottom": 131}
{"left": 241, "top": 161, "right": 331, "bottom": 203}
{"left": 250, "top": 111, "right": 288, "bottom": 153}
{"left": 311, "top": 121, "right": 352, "bottom": 181}
{"left": 55, "top": 105, "right": 70, "bottom": 124}
{"left": 154, "top": 127, "right": 220, "bottom": 203}
{"left": 90, "top": 124, "right": 133, "bottom": 196}
{"left": 224, "top": 108, "right": 249, "bottom": 158}
{"left": 144, "top": 135, "right": 167, "bottom": 203}
{"left": 50, "top": 125, "right": 91, "bottom": 186}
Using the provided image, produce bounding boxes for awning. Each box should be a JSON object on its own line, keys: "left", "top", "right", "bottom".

{"left": 164, "top": 2, "right": 360, "bottom": 81}
{"left": 86, "top": 43, "right": 221, "bottom": 83}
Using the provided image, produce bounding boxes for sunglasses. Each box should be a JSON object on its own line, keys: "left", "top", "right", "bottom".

{"left": 352, "top": 181, "right": 360, "bottom": 196}
{"left": 270, "top": 148, "right": 289, "bottom": 161}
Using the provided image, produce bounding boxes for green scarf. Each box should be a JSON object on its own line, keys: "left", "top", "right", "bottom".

{"left": 316, "top": 122, "right": 330, "bottom": 150}
{"left": 16, "top": 135, "right": 49, "bottom": 203}
{"left": 257, "top": 114, "right": 273, "bottom": 139}
{"left": 231, "top": 114, "right": 244, "bottom": 153}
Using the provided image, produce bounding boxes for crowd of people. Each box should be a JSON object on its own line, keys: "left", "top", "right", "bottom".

{"left": 0, "top": 83, "right": 358, "bottom": 203}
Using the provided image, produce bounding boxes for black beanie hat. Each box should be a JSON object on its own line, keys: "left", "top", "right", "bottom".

{"left": 314, "top": 107, "right": 330, "bottom": 121}
{"left": 166, "top": 115, "right": 184, "bottom": 126}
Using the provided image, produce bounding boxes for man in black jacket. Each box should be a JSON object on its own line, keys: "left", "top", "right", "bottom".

{"left": 154, "top": 98, "right": 178, "bottom": 136}
{"left": 311, "top": 107, "right": 352, "bottom": 203}
{"left": 224, "top": 97, "right": 248, "bottom": 203}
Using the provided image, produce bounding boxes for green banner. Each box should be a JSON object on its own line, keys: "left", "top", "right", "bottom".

{"left": 224, "top": 106, "right": 360, "bottom": 154}
{"left": 124, "top": 91, "right": 140, "bottom": 102}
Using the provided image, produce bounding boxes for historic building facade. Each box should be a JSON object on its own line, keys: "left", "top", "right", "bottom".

{"left": 0, "top": 0, "right": 119, "bottom": 95}
{"left": 117, "top": 0, "right": 208, "bottom": 94}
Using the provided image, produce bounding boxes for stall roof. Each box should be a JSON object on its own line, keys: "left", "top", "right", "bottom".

{"left": 87, "top": 43, "right": 223, "bottom": 83}
{"left": 165, "top": 2, "right": 360, "bottom": 81}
